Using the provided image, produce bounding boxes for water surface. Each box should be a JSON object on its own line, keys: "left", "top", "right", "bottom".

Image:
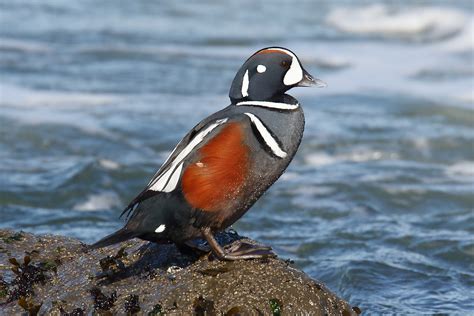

{"left": 1, "top": 1, "right": 473, "bottom": 313}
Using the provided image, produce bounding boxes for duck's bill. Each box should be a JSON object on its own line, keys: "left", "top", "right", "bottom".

{"left": 297, "top": 71, "right": 327, "bottom": 88}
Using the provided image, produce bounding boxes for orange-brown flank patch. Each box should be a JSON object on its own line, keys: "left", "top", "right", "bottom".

{"left": 181, "top": 122, "right": 249, "bottom": 212}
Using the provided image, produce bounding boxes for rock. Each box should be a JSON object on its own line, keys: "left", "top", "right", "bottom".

{"left": 0, "top": 229, "right": 360, "bottom": 315}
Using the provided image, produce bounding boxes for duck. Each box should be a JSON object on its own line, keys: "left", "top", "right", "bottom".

{"left": 90, "top": 47, "right": 326, "bottom": 260}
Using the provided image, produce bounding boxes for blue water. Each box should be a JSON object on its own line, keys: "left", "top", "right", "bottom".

{"left": 1, "top": 1, "right": 473, "bottom": 313}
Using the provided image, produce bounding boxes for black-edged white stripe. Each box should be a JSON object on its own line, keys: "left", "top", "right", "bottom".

{"left": 244, "top": 112, "right": 287, "bottom": 158}
{"left": 241, "top": 69, "right": 249, "bottom": 97}
{"left": 147, "top": 139, "right": 183, "bottom": 186}
{"left": 149, "top": 118, "right": 228, "bottom": 192}
{"left": 236, "top": 100, "right": 299, "bottom": 110}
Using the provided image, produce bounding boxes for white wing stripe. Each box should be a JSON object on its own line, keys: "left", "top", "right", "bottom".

{"left": 150, "top": 164, "right": 174, "bottom": 192}
{"left": 149, "top": 118, "right": 228, "bottom": 192}
{"left": 163, "top": 162, "right": 183, "bottom": 192}
{"left": 244, "top": 112, "right": 287, "bottom": 158}
{"left": 236, "top": 100, "right": 299, "bottom": 110}
{"left": 147, "top": 139, "right": 183, "bottom": 186}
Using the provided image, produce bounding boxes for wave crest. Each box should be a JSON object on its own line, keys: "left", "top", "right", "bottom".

{"left": 326, "top": 5, "right": 467, "bottom": 41}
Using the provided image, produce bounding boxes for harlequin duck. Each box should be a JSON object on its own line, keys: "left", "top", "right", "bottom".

{"left": 90, "top": 47, "right": 326, "bottom": 260}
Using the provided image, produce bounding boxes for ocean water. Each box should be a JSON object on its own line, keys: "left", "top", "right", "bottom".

{"left": 0, "top": 1, "right": 473, "bottom": 313}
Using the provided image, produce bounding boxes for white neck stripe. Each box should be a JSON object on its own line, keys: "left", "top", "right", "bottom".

{"left": 236, "top": 100, "right": 299, "bottom": 110}
{"left": 244, "top": 112, "right": 287, "bottom": 159}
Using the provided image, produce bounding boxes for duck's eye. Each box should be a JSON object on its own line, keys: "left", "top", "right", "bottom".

{"left": 280, "top": 60, "right": 290, "bottom": 68}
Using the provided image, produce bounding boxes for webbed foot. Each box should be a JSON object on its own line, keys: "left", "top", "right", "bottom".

{"left": 201, "top": 228, "right": 276, "bottom": 261}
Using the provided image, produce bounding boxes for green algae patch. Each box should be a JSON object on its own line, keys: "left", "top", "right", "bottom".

{"left": 269, "top": 298, "right": 282, "bottom": 316}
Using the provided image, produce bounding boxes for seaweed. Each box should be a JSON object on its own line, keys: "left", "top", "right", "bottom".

{"left": 225, "top": 306, "right": 243, "bottom": 315}
{"left": 124, "top": 294, "right": 140, "bottom": 315}
{"left": 18, "top": 296, "right": 42, "bottom": 316}
{"left": 7, "top": 256, "right": 48, "bottom": 301}
{"left": 39, "top": 258, "right": 62, "bottom": 274}
{"left": 147, "top": 304, "right": 163, "bottom": 316}
{"left": 284, "top": 258, "right": 295, "bottom": 265}
{"left": 193, "top": 295, "right": 215, "bottom": 315}
{"left": 59, "top": 307, "right": 85, "bottom": 316}
{"left": 0, "top": 276, "right": 8, "bottom": 299}
{"left": 1, "top": 232, "right": 24, "bottom": 244}
{"left": 90, "top": 287, "right": 117, "bottom": 312}
{"left": 352, "top": 306, "right": 362, "bottom": 314}
{"left": 269, "top": 298, "right": 282, "bottom": 316}
{"left": 96, "top": 247, "right": 128, "bottom": 279}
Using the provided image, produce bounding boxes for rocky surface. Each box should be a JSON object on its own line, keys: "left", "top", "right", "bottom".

{"left": 0, "top": 229, "right": 360, "bottom": 315}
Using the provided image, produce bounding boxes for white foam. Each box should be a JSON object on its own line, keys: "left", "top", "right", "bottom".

{"left": 287, "top": 40, "right": 472, "bottom": 109}
{"left": 0, "top": 83, "right": 119, "bottom": 107}
{"left": 98, "top": 159, "right": 121, "bottom": 170}
{"left": 445, "top": 161, "right": 474, "bottom": 179}
{"left": 457, "top": 91, "right": 474, "bottom": 105}
{"left": 326, "top": 5, "right": 467, "bottom": 41}
{"left": 305, "top": 153, "right": 337, "bottom": 167}
{"left": 280, "top": 172, "right": 300, "bottom": 181}
{"left": 305, "top": 150, "right": 396, "bottom": 167}
{"left": 73, "top": 192, "right": 122, "bottom": 211}
{"left": 0, "top": 38, "right": 51, "bottom": 53}
{"left": 438, "top": 18, "right": 474, "bottom": 52}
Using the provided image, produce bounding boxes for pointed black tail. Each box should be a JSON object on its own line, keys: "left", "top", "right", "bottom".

{"left": 88, "top": 228, "right": 136, "bottom": 250}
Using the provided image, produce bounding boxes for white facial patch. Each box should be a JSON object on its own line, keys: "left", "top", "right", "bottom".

{"left": 155, "top": 224, "right": 166, "bottom": 233}
{"left": 283, "top": 55, "right": 303, "bottom": 86}
{"left": 241, "top": 69, "right": 249, "bottom": 97}
{"left": 263, "top": 48, "right": 303, "bottom": 86}
{"left": 257, "top": 64, "right": 266, "bottom": 73}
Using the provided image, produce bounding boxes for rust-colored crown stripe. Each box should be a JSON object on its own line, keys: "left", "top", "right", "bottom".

{"left": 181, "top": 122, "right": 249, "bottom": 212}
{"left": 255, "top": 49, "right": 289, "bottom": 56}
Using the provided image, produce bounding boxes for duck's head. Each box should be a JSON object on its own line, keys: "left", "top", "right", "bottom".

{"left": 229, "top": 47, "right": 326, "bottom": 103}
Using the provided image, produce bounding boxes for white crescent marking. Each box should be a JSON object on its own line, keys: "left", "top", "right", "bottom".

{"left": 244, "top": 112, "right": 287, "bottom": 158}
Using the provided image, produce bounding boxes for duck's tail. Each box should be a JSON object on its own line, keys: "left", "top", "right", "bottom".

{"left": 88, "top": 228, "right": 137, "bottom": 250}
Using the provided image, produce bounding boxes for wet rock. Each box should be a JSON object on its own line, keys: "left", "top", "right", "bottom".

{"left": 0, "top": 229, "right": 359, "bottom": 315}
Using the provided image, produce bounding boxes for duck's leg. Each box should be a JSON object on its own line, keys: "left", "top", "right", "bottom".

{"left": 201, "top": 227, "right": 276, "bottom": 261}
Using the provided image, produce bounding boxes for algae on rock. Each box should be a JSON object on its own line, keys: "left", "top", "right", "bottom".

{"left": 0, "top": 229, "right": 360, "bottom": 315}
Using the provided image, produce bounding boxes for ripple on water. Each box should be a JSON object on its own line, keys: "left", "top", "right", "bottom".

{"left": 1, "top": 0, "right": 473, "bottom": 313}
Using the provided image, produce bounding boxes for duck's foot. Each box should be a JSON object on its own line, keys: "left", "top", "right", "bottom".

{"left": 201, "top": 228, "right": 276, "bottom": 261}
{"left": 182, "top": 239, "right": 210, "bottom": 253}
